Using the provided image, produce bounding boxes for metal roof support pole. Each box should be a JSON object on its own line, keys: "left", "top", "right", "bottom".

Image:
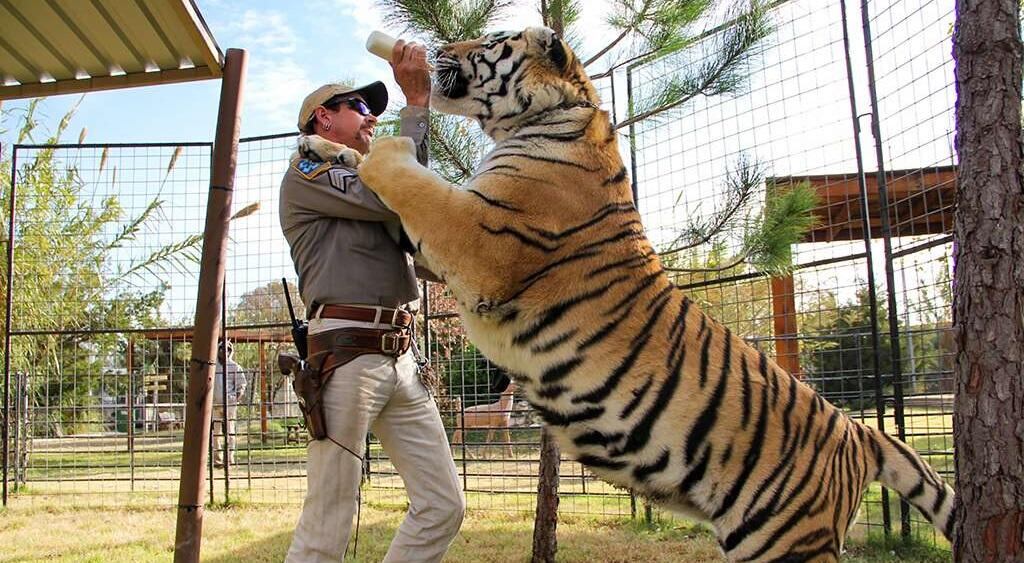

{"left": 174, "top": 47, "right": 247, "bottom": 563}
{"left": 2, "top": 146, "right": 15, "bottom": 508}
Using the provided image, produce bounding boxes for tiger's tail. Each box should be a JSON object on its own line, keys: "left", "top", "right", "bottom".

{"left": 866, "top": 424, "right": 956, "bottom": 540}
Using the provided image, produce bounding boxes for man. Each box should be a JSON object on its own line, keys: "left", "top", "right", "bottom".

{"left": 213, "top": 340, "right": 246, "bottom": 468}
{"left": 279, "top": 40, "right": 465, "bottom": 563}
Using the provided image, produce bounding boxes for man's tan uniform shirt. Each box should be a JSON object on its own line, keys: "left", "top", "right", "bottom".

{"left": 280, "top": 106, "right": 429, "bottom": 316}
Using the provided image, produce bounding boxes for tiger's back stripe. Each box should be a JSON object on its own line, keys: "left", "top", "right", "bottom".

{"left": 578, "top": 300, "right": 637, "bottom": 351}
{"left": 592, "top": 252, "right": 653, "bottom": 276}
{"left": 685, "top": 330, "right": 731, "bottom": 465}
{"left": 678, "top": 443, "right": 711, "bottom": 493}
{"left": 573, "top": 331, "right": 653, "bottom": 404}
{"left": 498, "top": 151, "right": 601, "bottom": 172}
{"left": 713, "top": 373, "right": 770, "bottom": 519}
{"left": 541, "top": 356, "right": 583, "bottom": 384}
{"left": 572, "top": 221, "right": 645, "bottom": 254}
{"left": 526, "top": 202, "right": 635, "bottom": 241}
{"left": 569, "top": 286, "right": 671, "bottom": 405}
{"left": 728, "top": 436, "right": 831, "bottom": 555}
{"left": 668, "top": 297, "right": 693, "bottom": 343}
{"left": 480, "top": 224, "right": 559, "bottom": 251}
{"left": 513, "top": 249, "right": 602, "bottom": 300}
{"left": 602, "top": 166, "right": 628, "bottom": 186}
{"left": 604, "top": 270, "right": 664, "bottom": 317}
{"left": 513, "top": 275, "right": 629, "bottom": 346}
{"left": 467, "top": 189, "right": 522, "bottom": 211}
{"left": 619, "top": 373, "right": 654, "bottom": 419}
{"left": 573, "top": 430, "right": 623, "bottom": 447}
{"left": 698, "top": 328, "right": 714, "bottom": 387}
{"left": 779, "top": 375, "right": 798, "bottom": 455}
{"left": 740, "top": 354, "right": 753, "bottom": 428}
{"left": 611, "top": 302, "right": 690, "bottom": 456}
{"left": 531, "top": 329, "right": 578, "bottom": 354}
{"left": 534, "top": 404, "right": 604, "bottom": 426}
{"left": 577, "top": 454, "right": 627, "bottom": 470}
{"left": 633, "top": 448, "right": 671, "bottom": 481}
{"left": 740, "top": 455, "right": 834, "bottom": 561}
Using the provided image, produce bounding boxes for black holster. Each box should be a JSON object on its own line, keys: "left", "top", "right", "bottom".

{"left": 291, "top": 351, "right": 333, "bottom": 440}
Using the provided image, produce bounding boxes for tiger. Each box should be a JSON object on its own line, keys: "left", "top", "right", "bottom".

{"left": 325, "top": 26, "right": 956, "bottom": 562}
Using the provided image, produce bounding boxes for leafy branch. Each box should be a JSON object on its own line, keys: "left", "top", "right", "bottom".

{"left": 377, "top": 0, "right": 513, "bottom": 43}
{"left": 662, "top": 157, "right": 818, "bottom": 276}
{"left": 615, "top": 1, "right": 773, "bottom": 129}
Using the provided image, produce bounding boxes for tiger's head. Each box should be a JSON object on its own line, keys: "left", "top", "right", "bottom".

{"left": 432, "top": 27, "right": 600, "bottom": 139}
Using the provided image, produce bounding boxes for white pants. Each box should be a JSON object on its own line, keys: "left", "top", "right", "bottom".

{"left": 286, "top": 351, "right": 465, "bottom": 563}
{"left": 212, "top": 405, "right": 237, "bottom": 466}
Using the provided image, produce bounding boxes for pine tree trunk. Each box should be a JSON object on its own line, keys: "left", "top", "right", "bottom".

{"left": 532, "top": 428, "right": 560, "bottom": 563}
{"left": 952, "top": 1, "right": 1024, "bottom": 561}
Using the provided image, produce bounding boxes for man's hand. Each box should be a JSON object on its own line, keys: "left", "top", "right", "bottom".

{"left": 391, "top": 40, "right": 430, "bottom": 108}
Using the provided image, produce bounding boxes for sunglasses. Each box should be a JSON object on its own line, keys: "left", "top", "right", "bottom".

{"left": 325, "top": 96, "right": 372, "bottom": 117}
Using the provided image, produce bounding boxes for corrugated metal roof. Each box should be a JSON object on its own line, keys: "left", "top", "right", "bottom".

{"left": 0, "top": 0, "right": 223, "bottom": 100}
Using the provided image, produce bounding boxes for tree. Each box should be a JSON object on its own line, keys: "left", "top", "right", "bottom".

{"left": 951, "top": 0, "right": 1024, "bottom": 560}
{"left": 1, "top": 100, "right": 203, "bottom": 432}
{"left": 227, "top": 279, "right": 305, "bottom": 327}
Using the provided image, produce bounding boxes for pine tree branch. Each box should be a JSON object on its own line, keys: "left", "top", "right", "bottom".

{"left": 589, "top": 44, "right": 662, "bottom": 79}
{"left": 663, "top": 251, "right": 749, "bottom": 273}
{"left": 429, "top": 122, "right": 474, "bottom": 180}
{"left": 378, "top": 0, "right": 511, "bottom": 43}
{"left": 584, "top": 28, "right": 632, "bottom": 67}
{"left": 661, "top": 156, "right": 760, "bottom": 256}
{"left": 614, "top": 53, "right": 734, "bottom": 130}
{"left": 614, "top": 3, "right": 772, "bottom": 130}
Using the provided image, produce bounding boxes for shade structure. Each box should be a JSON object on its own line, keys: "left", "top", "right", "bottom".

{"left": 0, "top": 0, "right": 222, "bottom": 100}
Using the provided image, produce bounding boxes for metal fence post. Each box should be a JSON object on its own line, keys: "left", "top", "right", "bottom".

{"left": 626, "top": 67, "right": 639, "bottom": 208}
{"left": 839, "top": 0, "right": 892, "bottom": 536}
{"left": 859, "top": 0, "right": 911, "bottom": 538}
{"left": 128, "top": 349, "right": 135, "bottom": 492}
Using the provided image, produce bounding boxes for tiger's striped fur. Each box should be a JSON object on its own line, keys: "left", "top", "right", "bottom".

{"left": 354, "top": 27, "right": 955, "bottom": 562}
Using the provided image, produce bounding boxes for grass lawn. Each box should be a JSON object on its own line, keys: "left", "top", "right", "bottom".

{"left": 5, "top": 408, "right": 954, "bottom": 561}
{"left": 0, "top": 499, "right": 951, "bottom": 562}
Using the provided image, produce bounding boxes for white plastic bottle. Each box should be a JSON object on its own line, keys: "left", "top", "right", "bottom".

{"left": 366, "top": 30, "right": 398, "bottom": 62}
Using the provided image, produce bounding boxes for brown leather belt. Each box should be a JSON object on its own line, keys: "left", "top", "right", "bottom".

{"left": 307, "top": 327, "right": 412, "bottom": 376}
{"left": 315, "top": 304, "right": 412, "bottom": 328}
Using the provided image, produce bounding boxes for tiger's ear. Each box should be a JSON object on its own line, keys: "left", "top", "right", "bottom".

{"left": 547, "top": 32, "right": 570, "bottom": 73}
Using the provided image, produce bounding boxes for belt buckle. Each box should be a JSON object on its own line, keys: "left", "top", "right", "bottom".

{"left": 380, "top": 331, "right": 400, "bottom": 354}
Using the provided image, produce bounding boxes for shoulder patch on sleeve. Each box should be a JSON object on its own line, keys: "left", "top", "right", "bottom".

{"left": 328, "top": 168, "right": 358, "bottom": 193}
{"left": 292, "top": 158, "right": 332, "bottom": 180}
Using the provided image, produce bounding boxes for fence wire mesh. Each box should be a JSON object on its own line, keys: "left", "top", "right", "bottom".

{"left": 2, "top": 0, "right": 955, "bottom": 548}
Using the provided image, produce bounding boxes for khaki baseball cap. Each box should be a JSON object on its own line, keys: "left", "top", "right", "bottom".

{"left": 297, "top": 81, "right": 389, "bottom": 131}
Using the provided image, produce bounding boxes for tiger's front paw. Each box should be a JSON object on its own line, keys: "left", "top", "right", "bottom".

{"left": 297, "top": 134, "right": 363, "bottom": 168}
{"left": 360, "top": 136, "right": 419, "bottom": 188}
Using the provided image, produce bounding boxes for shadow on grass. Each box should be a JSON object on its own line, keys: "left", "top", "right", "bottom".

{"left": 203, "top": 513, "right": 724, "bottom": 563}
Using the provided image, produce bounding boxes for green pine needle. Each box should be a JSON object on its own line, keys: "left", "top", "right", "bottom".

{"left": 744, "top": 181, "right": 819, "bottom": 275}
{"left": 377, "top": 0, "right": 512, "bottom": 43}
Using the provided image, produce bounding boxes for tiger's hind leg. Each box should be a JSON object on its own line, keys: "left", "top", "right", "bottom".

{"left": 716, "top": 509, "right": 843, "bottom": 563}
